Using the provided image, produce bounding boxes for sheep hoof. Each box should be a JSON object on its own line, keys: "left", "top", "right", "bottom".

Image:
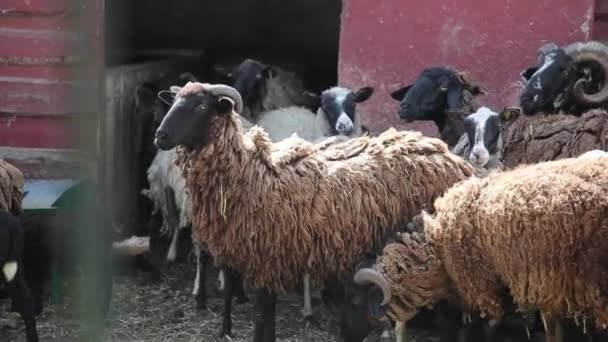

{"left": 305, "top": 315, "right": 320, "bottom": 328}
{"left": 218, "top": 326, "right": 232, "bottom": 338}
{"left": 195, "top": 298, "right": 207, "bottom": 310}
{"left": 236, "top": 295, "right": 249, "bottom": 305}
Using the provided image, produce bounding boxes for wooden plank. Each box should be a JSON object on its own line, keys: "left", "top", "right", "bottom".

{"left": 0, "top": 146, "right": 91, "bottom": 179}
{"left": 0, "top": 0, "right": 71, "bottom": 15}
{"left": 0, "top": 116, "right": 77, "bottom": 148}
{"left": 0, "top": 79, "right": 95, "bottom": 115}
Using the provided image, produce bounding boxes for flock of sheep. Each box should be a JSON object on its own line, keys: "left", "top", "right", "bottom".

{"left": 2, "top": 39, "right": 608, "bottom": 342}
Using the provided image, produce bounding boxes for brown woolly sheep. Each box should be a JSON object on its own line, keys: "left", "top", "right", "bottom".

{"left": 153, "top": 82, "right": 474, "bottom": 341}
{"left": 0, "top": 160, "right": 25, "bottom": 216}
{"left": 353, "top": 152, "right": 608, "bottom": 342}
{"left": 501, "top": 108, "right": 608, "bottom": 168}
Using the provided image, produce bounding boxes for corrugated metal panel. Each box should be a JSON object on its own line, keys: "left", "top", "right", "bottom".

{"left": 339, "top": 0, "right": 595, "bottom": 135}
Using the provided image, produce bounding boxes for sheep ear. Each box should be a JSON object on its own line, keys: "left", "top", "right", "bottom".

{"left": 158, "top": 90, "right": 176, "bottom": 105}
{"left": 303, "top": 91, "right": 321, "bottom": 111}
{"left": 390, "top": 85, "right": 412, "bottom": 101}
{"left": 446, "top": 86, "right": 464, "bottom": 112}
{"left": 354, "top": 87, "right": 374, "bottom": 103}
{"left": 217, "top": 96, "right": 235, "bottom": 114}
{"left": 213, "top": 64, "right": 233, "bottom": 79}
{"left": 367, "top": 288, "right": 388, "bottom": 318}
{"left": 457, "top": 72, "right": 486, "bottom": 96}
{"left": 520, "top": 66, "right": 538, "bottom": 81}
{"left": 500, "top": 107, "right": 521, "bottom": 122}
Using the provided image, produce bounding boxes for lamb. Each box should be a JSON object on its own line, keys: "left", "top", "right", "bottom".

{"left": 390, "top": 67, "right": 486, "bottom": 147}
{"left": 520, "top": 41, "right": 608, "bottom": 115}
{"left": 153, "top": 82, "right": 474, "bottom": 341}
{"left": 213, "top": 58, "right": 319, "bottom": 121}
{"left": 451, "top": 107, "right": 514, "bottom": 176}
{"left": 350, "top": 152, "right": 608, "bottom": 342}
{"left": 1, "top": 210, "right": 38, "bottom": 342}
{"left": 251, "top": 86, "right": 373, "bottom": 143}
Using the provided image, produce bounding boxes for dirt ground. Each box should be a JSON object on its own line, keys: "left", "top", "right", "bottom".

{"left": 1, "top": 261, "right": 440, "bottom": 342}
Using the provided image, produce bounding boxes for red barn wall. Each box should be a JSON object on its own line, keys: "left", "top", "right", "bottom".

{"left": 338, "top": 0, "right": 595, "bottom": 136}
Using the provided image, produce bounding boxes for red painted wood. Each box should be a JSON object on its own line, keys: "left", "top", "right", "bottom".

{"left": 0, "top": 0, "right": 70, "bottom": 14}
{"left": 339, "top": 0, "right": 595, "bottom": 136}
{"left": 0, "top": 116, "right": 74, "bottom": 148}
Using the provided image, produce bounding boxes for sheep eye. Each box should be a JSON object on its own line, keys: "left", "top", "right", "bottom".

{"left": 255, "top": 74, "right": 262, "bottom": 79}
{"left": 199, "top": 105, "right": 206, "bottom": 110}
{"left": 440, "top": 85, "right": 448, "bottom": 91}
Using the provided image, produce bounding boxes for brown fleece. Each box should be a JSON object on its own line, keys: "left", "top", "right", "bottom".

{"left": 0, "top": 160, "right": 24, "bottom": 215}
{"left": 501, "top": 109, "right": 608, "bottom": 168}
{"left": 376, "top": 154, "right": 608, "bottom": 327}
{"left": 175, "top": 111, "right": 473, "bottom": 293}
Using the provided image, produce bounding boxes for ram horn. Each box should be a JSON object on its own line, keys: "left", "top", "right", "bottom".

{"left": 204, "top": 84, "right": 244, "bottom": 114}
{"left": 353, "top": 268, "right": 392, "bottom": 306}
{"left": 566, "top": 42, "right": 608, "bottom": 105}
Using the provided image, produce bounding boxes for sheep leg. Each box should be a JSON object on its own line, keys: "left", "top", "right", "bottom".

{"left": 542, "top": 312, "right": 563, "bottom": 342}
{"left": 232, "top": 270, "right": 249, "bottom": 304}
{"left": 395, "top": 321, "right": 407, "bottom": 342}
{"left": 219, "top": 266, "right": 236, "bottom": 337}
{"left": 302, "top": 274, "right": 314, "bottom": 319}
{"left": 253, "top": 288, "right": 277, "bottom": 342}
{"left": 147, "top": 211, "right": 163, "bottom": 282}
{"left": 194, "top": 250, "right": 209, "bottom": 310}
{"left": 8, "top": 267, "right": 38, "bottom": 342}
{"left": 163, "top": 187, "right": 180, "bottom": 262}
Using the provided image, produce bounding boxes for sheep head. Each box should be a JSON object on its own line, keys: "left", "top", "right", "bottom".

{"left": 155, "top": 82, "right": 243, "bottom": 151}
{"left": 351, "top": 228, "right": 449, "bottom": 326}
{"left": 390, "top": 67, "right": 485, "bottom": 129}
{"left": 520, "top": 41, "right": 608, "bottom": 115}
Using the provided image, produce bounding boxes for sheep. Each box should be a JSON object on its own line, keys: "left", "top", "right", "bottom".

{"left": 520, "top": 41, "right": 608, "bottom": 115}
{"left": 134, "top": 72, "right": 201, "bottom": 282}
{"left": 142, "top": 147, "right": 249, "bottom": 318}
{"left": 149, "top": 84, "right": 373, "bottom": 331}
{"left": 500, "top": 108, "right": 608, "bottom": 168}
{"left": 1, "top": 210, "right": 38, "bottom": 342}
{"left": 251, "top": 86, "right": 373, "bottom": 143}
{"left": 390, "top": 67, "right": 486, "bottom": 147}
{"left": 213, "top": 58, "right": 319, "bottom": 121}
{"left": 0, "top": 159, "right": 25, "bottom": 216}
{"left": 350, "top": 152, "right": 608, "bottom": 342}
{"left": 451, "top": 107, "right": 515, "bottom": 177}
{"left": 153, "top": 81, "right": 474, "bottom": 341}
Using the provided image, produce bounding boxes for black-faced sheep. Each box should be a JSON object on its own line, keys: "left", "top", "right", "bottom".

{"left": 390, "top": 67, "right": 486, "bottom": 147}
{"left": 350, "top": 152, "right": 608, "bottom": 342}
{"left": 520, "top": 41, "right": 608, "bottom": 115}
{"left": 153, "top": 82, "right": 474, "bottom": 341}
{"left": 1, "top": 210, "right": 38, "bottom": 342}
{"left": 213, "top": 58, "right": 319, "bottom": 121}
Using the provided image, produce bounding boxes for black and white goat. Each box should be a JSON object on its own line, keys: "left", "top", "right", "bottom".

{"left": 390, "top": 67, "right": 486, "bottom": 147}
{"left": 520, "top": 41, "right": 608, "bottom": 115}
{"left": 1, "top": 210, "right": 38, "bottom": 342}
{"left": 214, "top": 58, "right": 319, "bottom": 121}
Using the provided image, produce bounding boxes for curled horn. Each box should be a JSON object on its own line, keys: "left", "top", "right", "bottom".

{"left": 353, "top": 268, "right": 392, "bottom": 306}
{"left": 566, "top": 41, "right": 608, "bottom": 105}
{"left": 204, "top": 84, "right": 244, "bottom": 114}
